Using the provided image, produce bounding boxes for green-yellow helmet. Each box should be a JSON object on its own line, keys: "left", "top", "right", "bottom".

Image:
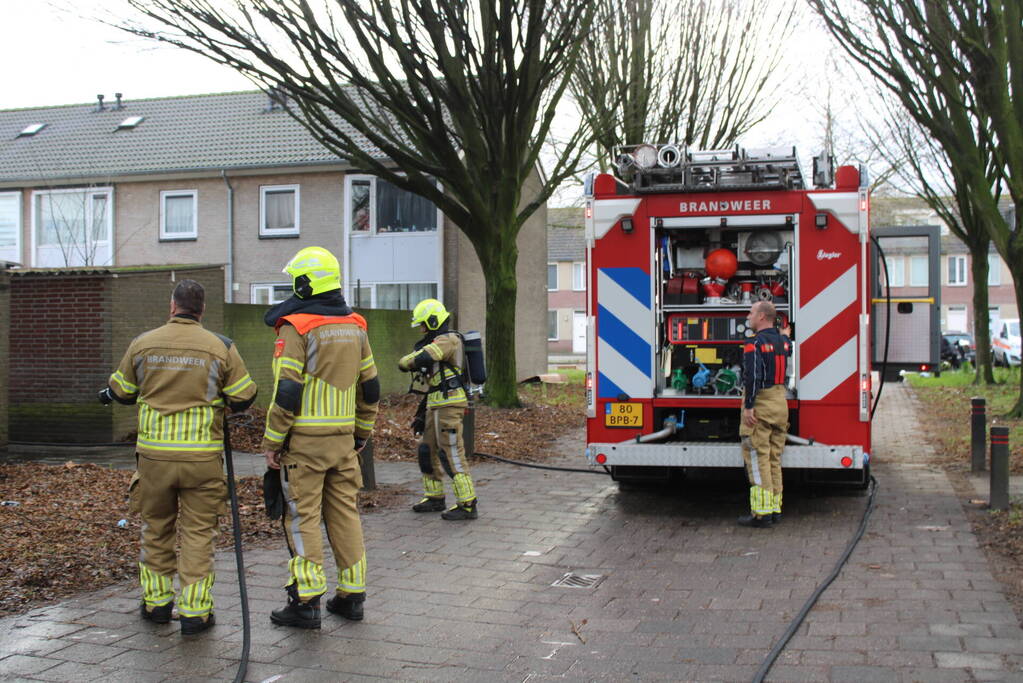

{"left": 282, "top": 246, "right": 341, "bottom": 298}
{"left": 410, "top": 298, "right": 449, "bottom": 330}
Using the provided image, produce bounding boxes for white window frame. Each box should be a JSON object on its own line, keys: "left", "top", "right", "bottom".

{"left": 250, "top": 282, "right": 293, "bottom": 305}
{"left": 159, "top": 189, "right": 198, "bottom": 241}
{"left": 30, "top": 187, "right": 113, "bottom": 267}
{"left": 547, "top": 310, "right": 559, "bottom": 341}
{"left": 909, "top": 255, "right": 928, "bottom": 287}
{"left": 988, "top": 253, "right": 1001, "bottom": 286}
{"left": 572, "top": 261, "right": 585, "bottom": 291}
{"left": 883, "top": 255, "right": 904, "bottom": 287}
{"left": 947, "top": 254, "right": 967, "bottom": 286}
{"left": 0, "top": 191, "right": 22, "bottom": 262}
{"left": 259, "top": 184, "right": 300, "bottom": 237}
{"left": 547, "top": 263, "right": 558, "bottom": 291}
{"left": 342, "top": 174, "right": 441, "bottom": 237}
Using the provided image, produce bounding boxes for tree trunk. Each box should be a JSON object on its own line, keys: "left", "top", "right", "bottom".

{"left": 967, "top": 243, "right": 996, "bottom": 384}
{"left": 1004, "top": 208, "right": 1023, "bottom": 418}
{"left": 476, "top": 229, "right": 522, "bottom": 409}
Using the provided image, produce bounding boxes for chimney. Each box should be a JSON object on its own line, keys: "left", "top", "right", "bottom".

{"left": 95, "top": 94, "right": 105, "bottom": 112}
{"left": 114, "top": 93, "right": 124, "bottom": 110}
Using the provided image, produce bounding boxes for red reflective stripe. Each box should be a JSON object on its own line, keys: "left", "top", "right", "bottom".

{"left": 743, "top": 343, "right": 755, "bottom": 353}
{"left": 774, "top": 356, "right": 785, "bottom": 384}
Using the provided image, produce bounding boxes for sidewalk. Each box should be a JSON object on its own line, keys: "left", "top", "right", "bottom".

{"left": 1, "top": 383, "right": 1021, "bottom": 681}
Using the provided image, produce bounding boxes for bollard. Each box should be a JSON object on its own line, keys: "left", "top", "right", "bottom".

{"left": 971, "top": 397, "right": 987, "bottom": 472}
{"left": 464, "top": 401, "right": 476, "bottom": 457}
{"left": 989, "top": 426, "right": 1010, "bottom": 511}
{"left": 359, "top": 438, "right": 377, "bottom": 491}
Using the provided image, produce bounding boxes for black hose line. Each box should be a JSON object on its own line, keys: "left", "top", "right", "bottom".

{"left": 870, "top": 235, "right": 892, "bottom": 420}
{"left": 222, "top": 420, "right": 250, "bottom": 683}
{"left": 474, "top": 451, "right": 611, "bottom": 475}
{"left": 752, "top": 475, "right": 879, "bottom": 683}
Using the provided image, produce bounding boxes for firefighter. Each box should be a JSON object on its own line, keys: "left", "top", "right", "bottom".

{"left": 399, "top": 299, "right": 478, "bottom": 520}
{"left": 262, "top": 246, "right": 380, "bottom": 629}
{"left": 100, "top": 280, "right": 257, "bottom": 635}
{"left": 738, "top": 301, "right": 791, "bottom": 528}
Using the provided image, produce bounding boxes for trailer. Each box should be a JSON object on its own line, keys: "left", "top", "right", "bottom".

{"left": 583, "top": 146, "right": 879, "bottom": 486}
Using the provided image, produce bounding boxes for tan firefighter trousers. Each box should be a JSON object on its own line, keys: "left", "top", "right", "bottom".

{"left": 132, "top": 454, "right": 226, "bottom": 618}
{"left": 419, "top": 405, "right": 476, "bottom": 504}
{"left": 739, "top": 385, "right": 788, "bottom": 517}
{"left": 279, "top": 432, "right": 366, "bottom": 600}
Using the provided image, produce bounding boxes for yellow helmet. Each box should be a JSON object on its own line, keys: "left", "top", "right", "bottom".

{"left": 283, "top": 246, "right": 341, "bottom": 298}
{"left": 410, "top": 298, "right": 450, "bottom": 330}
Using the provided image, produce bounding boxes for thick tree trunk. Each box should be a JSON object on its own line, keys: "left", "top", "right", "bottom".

{"left": 476, "top": 230, "right": 522, "bottom": 409}
{"left": 967, "top": 243, "right": 996, "bottom": 384}
{"left": 1004, "top": 209, "right": 1023, "bottom": 418}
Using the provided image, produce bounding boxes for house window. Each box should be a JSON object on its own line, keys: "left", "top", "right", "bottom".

{"left": 160, "top": 190, "right": 197, "bottom": 240}
{"left": 883, "top": 255, "right": 904, "bottom": 287}
{"left": 33, "top": 188, "right": 112, "bottom": 267}
{"left": 346, "top": 175, "right": 438, "bottom": 234}
{"left": 251, "top": 283, "right": 292, "bottom": 305}
{"left": 910, "top": 255, "right": 928, "bottom": 287}
{"left": 350, "top": 179, "right": 371, "bottom": 232}
{"left": 547, "top": 310, "right": 558, "bottom": 340}
{"left": 260, "top": 184, "right": 299, "bottom": 237}
{"left": 0, "top": 192, "right": 20, "bottom": 261}
{"left": 547, "top": 263, "right": 558, "bottom": 291}
{"left": 947, "top": 255, "right": 966, "bottom": 286}
{"left": 371, "top": 282, "right": 438, "bottom": 310}
{"left": 572, "top": 262, "right": 585, "bottom": 291}
{"left": 988, "top": 253, "right": 1001, "bottom": 286}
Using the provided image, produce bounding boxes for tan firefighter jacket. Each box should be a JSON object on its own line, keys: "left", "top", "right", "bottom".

{"left": 260, "top": 313, "right": 379, "bottom": 452}
{"left": 108, "top": 316, "right": 257, "bottom": 460}
{"left": 398, "top": 332, "right": 467, "bottom": 409}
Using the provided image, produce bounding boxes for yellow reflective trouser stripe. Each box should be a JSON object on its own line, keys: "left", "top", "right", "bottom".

{"left": 223, "top": 374, "right": 254, "bottom": 395}
{"left": 423, "top": 476, "right": 444, "bottom": 498}
{"left": 428, "top": 393, "right": 467, "bottom": 408}
{"left": 288, "top": 556, "right": 327, "bottom": 599}
{"left": 452, "top": 472, "right": 475, "bottom": 503}
{"left": 355, "top": 417, "right": 374, "bottom": 431}
{"left": 338, "top": 553, "right": 367, "bottom": 594}
{"left": 178, "top": 572, "right": 215, "bottom": 617}
{"left": 110, "top": 370, "right": 137, "bottom": 393}
{"left": 772, "top": 492, "right": 782, "bottom": 514}
{"left": 139, "top": 562, "right": 174, "bottom": 607}
{"left": 359, "top": 355, "right": 374, "bottom": 371}
{"left": 749, "top": 486, "right": 772, "bottom": 516}
{"left": 138, "top": 403, "right": 218, "bottom": 450}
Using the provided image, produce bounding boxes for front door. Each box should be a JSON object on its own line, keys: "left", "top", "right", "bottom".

{"left": 572, "top": 311, "right": 586, "bottom": 354}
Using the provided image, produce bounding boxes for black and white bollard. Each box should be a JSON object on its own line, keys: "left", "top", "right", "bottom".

{"left": 971, "top": 397, "right": 987, "bottom": 472}
{"left": 989, "top": 426, "right": 1010, "bottom": 511}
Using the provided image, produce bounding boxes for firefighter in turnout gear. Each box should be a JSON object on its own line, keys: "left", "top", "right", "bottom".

{"left": 262, "top": 246, "right": 380, "bottom": 629}
{"left": 100, "top": 280, "right": 257, "bottom": 635}
{"left": 738, "top": 301, "right": 791, "bottom": 528}
{"left": 399, "top": 299, "right": 478, "bottom": 520}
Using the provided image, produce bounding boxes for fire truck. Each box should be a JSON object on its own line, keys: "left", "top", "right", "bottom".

{"left": 583, "top": 145, "right": 873, "bottom": 486}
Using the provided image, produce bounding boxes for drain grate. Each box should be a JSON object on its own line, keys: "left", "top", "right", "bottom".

{"left": 551, "top": 572, "right": 603, "bottom": 588}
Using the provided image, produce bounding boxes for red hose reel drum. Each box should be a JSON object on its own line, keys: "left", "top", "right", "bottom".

{"left": 705, "top": 248, "right": 738, "bottom": 280}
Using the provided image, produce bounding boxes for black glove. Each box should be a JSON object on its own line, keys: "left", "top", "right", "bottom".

{"left": 262, "top": 468, "right": 284, "bottom": 521}
{"left": 98, "top": 387, "right": 114, "bottom": 406}
{"left": 354, "top": 437, "right": 367, "bottom": 451}
{"left": 411, "top": 414, "right": 425, "bottom": 436}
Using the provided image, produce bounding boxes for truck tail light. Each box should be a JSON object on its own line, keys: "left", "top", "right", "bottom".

{"left": 840, "top": 456, "right": 853, "bottom": 468}
{"left": 595, "top": 453, "right": 607, "bottom": 464}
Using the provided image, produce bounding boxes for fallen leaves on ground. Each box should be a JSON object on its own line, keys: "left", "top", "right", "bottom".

{"left": 0, "top": 462, "right": 407, "bottom": 617}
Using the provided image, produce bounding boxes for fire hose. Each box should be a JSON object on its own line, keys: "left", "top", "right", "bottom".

{"left": 221, "top": 417, "right": 250, "bottom": 683}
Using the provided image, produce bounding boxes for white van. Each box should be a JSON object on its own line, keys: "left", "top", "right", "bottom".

{"left": 993, "top": 319, "right": 1021, "bottom": 366}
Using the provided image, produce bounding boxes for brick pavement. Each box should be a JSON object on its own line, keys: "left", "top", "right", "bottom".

{"left": 2, "top": 382, "right": 1022, "bottom": 681}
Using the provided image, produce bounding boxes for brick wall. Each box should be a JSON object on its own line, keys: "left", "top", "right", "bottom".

{"left": 0, "top": 269, "right": 8, "bottom": 450}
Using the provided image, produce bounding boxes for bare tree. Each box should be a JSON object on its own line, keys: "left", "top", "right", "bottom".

{"left": 573, "top": 0, "right": 796, "bottom": 170}
{"left": 810, "top": 0, "right": 1023, "bottom": 416}
{"left": 35, "top": 187, "right": 111, "bottom": 267}
{"left": 118, "top": 0, "right": 596, "bottom": 407}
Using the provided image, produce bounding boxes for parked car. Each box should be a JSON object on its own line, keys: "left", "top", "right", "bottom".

{"left": 992, "top": 319, "right": 1021, "bottom": 367}
{"left": 942, "top": 331, "right": 976, "bottom": 366}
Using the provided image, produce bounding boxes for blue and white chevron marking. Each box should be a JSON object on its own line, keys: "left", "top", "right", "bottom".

{"left": 596, "top": 267, "right": 654, "bottom": 399}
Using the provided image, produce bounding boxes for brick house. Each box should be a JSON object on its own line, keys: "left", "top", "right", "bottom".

{"left": 0, "top": 91, "right": 546, "bottom": 379}
{"left": 872, "top": 196, "right": 1018, "bottom": 337}
{"left": 546, "top": 207, "right": 586, "bottom": 358}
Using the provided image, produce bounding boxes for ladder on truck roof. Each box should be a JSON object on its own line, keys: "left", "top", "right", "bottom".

{"left": 615, "top": 144, "right": 830, "bottom": 194}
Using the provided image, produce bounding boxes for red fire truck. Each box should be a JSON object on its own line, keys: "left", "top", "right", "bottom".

{"left": 583, "top": 145, "right": 871, "bottom": 486}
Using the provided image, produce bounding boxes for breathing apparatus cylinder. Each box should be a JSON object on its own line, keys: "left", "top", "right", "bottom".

{"left": 462, "top": 331, "right": 487, "bottom": 385}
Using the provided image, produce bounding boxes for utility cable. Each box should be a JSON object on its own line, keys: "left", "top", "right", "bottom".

{"left": 222, "top": 419, "right": 250, "bottom": 683}
{"left": 752, "top": 475, "right": 878, "bottom": 683}
{"left": 474, "top": 451, "right": 611, "bottom": 475}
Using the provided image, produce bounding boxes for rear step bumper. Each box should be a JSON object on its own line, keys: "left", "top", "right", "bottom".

{"left": 587, "top": 441, "right": 866, "bottom": 470}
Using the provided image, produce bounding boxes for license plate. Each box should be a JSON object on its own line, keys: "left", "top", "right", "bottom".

{"left": 604, "top": 402, "right": 643, "bottom": 428}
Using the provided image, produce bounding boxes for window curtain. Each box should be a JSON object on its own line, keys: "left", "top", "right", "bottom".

{"left": 376, "top": 179, "right": 436, "bottom": 232}
{"left": 265, "top": 190, "right": 295, "bottom": 231}
{"left": 0, "top": 195, "right": 17, "bottom": 248}
{"left": 164, "top": 195, "right": 193, "bottom": 235}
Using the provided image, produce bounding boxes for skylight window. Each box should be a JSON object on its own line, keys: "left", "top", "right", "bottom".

{"left": 116, "top": 116, "right": 144, "bottom": 130}
{"left": 17, "top": 123, "right": 46, "bottom": 137}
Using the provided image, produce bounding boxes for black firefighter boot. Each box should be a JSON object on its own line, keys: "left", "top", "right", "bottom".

{"left": 270, "top": 584, "right": 321, "bottom": 629}
{"left": 441, "top": 498, "right": 478, "bottom": 521}
{"left": 326, "top": 591, "right": 365, "bottom": 621}
{"left": 139, "top": 601, "right": 173, "bottom": 624}
{"left": 412, "top": 496, "right": 446, "bottom": 512}
{"left": 736, "top": 514, "right": 773, "bottom": 529}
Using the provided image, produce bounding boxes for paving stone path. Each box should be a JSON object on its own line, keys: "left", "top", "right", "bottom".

{"left": 2, "top": 382, "right": 1022, "bottom": 681}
